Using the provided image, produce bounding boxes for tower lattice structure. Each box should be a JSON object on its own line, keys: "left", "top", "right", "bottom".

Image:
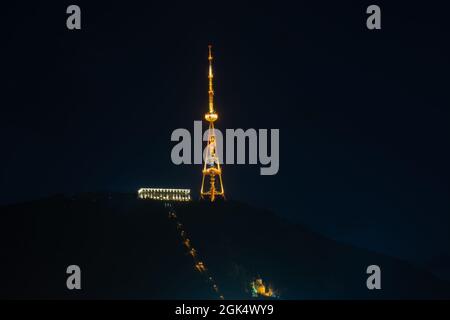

{"left": 200, "top": 45, "right": 225, "bottom": 202}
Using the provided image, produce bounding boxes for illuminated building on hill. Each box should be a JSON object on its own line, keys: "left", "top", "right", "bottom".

{"left": 138, "top": 188, "right": 191, "bottom": 201}
{"left": 251, "top": 278, "right": 276, "bottom": 298}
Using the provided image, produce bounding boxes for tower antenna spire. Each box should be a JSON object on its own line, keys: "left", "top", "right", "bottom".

{"left": 201, "top": 45, "right": 225, "bottom": 202}
{"left": 208, "top": 45, "right": 214, "bottom": 113}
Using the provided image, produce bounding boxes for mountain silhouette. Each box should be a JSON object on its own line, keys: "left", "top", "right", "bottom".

{"left": 1, "top": 192, "right": 449, "bottom": 299}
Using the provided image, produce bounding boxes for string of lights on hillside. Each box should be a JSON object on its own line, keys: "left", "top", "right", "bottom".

{"left": 165, "top": 203, "right": 224, "bottom": 300}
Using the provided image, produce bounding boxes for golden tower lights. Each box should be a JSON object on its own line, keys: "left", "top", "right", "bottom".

{"left": 200, "top": 45, "right": 225, "bottom": 202}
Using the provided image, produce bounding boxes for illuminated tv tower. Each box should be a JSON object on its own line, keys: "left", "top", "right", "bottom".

{"left": 200, "top": 45, "right": 225, "bottom": 202}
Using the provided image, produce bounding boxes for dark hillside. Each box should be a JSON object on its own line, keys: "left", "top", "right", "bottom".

{"left": 0, "top": 193, "right": 449, "bottom": 299}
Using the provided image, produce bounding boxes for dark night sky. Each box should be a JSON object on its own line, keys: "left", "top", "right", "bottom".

{"left": 2, "top": 1, "right": 450, "bottom": 272}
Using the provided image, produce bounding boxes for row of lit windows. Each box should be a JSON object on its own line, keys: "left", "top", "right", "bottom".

{"left": 138, "top": 188, "right": 190, "bottom": 194}
{"left": 139, "top": 194, "right": 191, "bottom": 201}
{"left": 138, "top": 188, "right": 191, "bottom": 201}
